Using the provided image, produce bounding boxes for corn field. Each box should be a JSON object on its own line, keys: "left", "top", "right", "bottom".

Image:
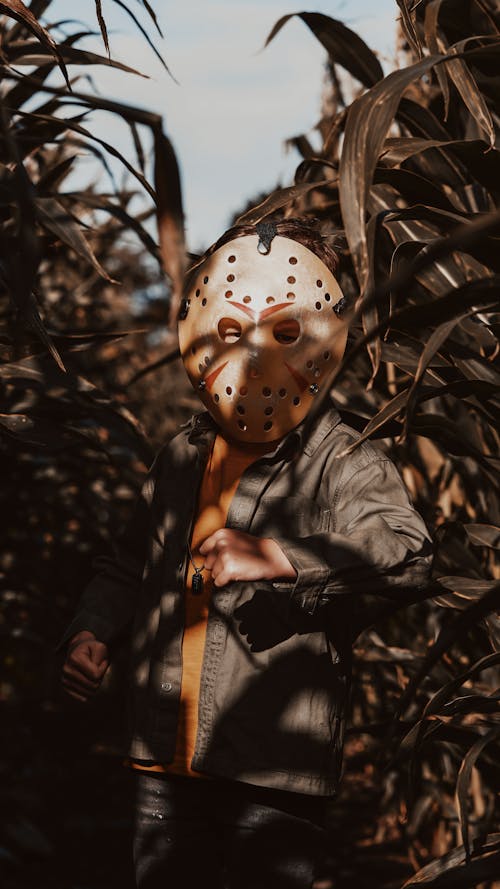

{"left": 0, "top": 2, "right": 499, "bottom": 888}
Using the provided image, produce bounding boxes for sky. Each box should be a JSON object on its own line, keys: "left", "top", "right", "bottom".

{"left": 48, "top": 0, "right": 400, "bottom": 252}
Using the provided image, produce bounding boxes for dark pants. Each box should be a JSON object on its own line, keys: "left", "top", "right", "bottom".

{"left": 133, "top": 772, "right": 327, "bottom": 889}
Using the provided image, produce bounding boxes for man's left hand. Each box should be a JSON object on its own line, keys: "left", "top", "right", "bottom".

{"left": 199, "top": 529, "right": 297, "bottom": 588}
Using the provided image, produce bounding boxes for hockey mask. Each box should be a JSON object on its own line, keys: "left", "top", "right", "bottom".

{"left": 178, "top": 233, "right": 348, "bottom": 443}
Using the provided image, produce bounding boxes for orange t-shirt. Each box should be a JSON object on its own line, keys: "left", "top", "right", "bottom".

{"left": 129, "top": 433, "right": 273, "bottom": 778}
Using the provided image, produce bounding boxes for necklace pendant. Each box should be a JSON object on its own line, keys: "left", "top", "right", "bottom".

{"left": 192, "top": 571, "right": 204, "bottom": 596}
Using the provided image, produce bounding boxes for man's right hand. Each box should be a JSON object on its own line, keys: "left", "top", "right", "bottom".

{"left": 62, "top": 631, "right": 109, "bottom": 702}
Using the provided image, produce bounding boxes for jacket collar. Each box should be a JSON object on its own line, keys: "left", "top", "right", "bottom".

{"left": 182, "top": 400, "right": 342, "bottom": 460}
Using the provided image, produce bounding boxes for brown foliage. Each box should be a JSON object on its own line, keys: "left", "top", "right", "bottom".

{"left": 0, "top": 2, "right": 499, "bottom": 888}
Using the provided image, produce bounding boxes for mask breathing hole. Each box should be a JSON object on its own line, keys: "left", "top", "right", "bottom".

{"left": 238, "top": 420, "right": 247, "bottom": 431}
{"left": 203, "top": 276, "right": 209, "bottom": 284}
{"left": 228, "top": 255, "right": 236, "bottom": 263}
{"left": 289, "top": 257, "right": 297, "bottom": 265}
{"left": 266, "top": 296, "right": 275, "bottom": 304}
{"left": 315, "top": 302, "right": 322, "bottom": 310}
{"left": 324, "top": 351, "right": 331, "bottom": 361}
{"left": 279, "top": 388, "right": 287, "bottom": 397}
{"left": 316, "top": 279, "right": 323, "bottom": 288}
{"left": 237, "top": 405, "right": 245, "bottom": 415}
{"left": 262, "top": 387, "right": 272, "bottom": 397}
{"left": 226, "top": 386, "right": 232, "bottom": 395}
{"left": 239, "top": 386, "right": 248, "bottom": 397}
{"left": 273, "top": 320, "right": 300, "bottom": 344}
{"left": 225, "top": 290, "right": 233, "bottom": 298}
{"left": 198, "top": 363, "right": 204, "bottom": 373}
{"left": 202, "top": 298, "right": 207, "bottom": 306}
{"left": 286, "top": 292, "right": 295, "bottom": 301}
{"left": 324, "top": 293, "right": 331, "bottom": 302}
{"left": 218, "top": 317, "right": 242, "bottom": 343}
{"left": 287, "top": 276, "right": 296, "bottom": 284}
{"left": 264, "top": 406, "right": 273, "bottom": 416}
{"left": 214, "top": 394, "right": 219, "bottom": 402}
{"left": 243, "top": 295, "right": 252, "bottom": 304}
{"left": 195, "top": 289, "right": 200, "bottom": 297}
{"left": 293, "top": 396, "right": 301, "bottom": 406}
{"left": 227, "top": 274, "right": 235, "bottom": 282}
{"left": 264, "top": 421, "right": 273, "bottom": 431}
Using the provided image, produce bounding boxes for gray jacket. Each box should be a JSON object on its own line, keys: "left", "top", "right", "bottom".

{"left": 59, "top": 405, "right": 432, "bottom": 796}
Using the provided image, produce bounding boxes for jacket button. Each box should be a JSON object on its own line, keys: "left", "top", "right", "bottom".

{"left": 161, "top": 682, "right": 172, "bottom": 692}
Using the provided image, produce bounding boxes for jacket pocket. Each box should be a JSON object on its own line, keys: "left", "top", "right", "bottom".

{"left": 252, "top": 495, "right": 330, "bottom": 538}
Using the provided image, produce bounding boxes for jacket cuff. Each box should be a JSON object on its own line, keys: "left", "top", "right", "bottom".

{"left": 271, "top": 537, "right": 330, "bottom": 615}
{"left": 54, "top": 611, "right": 116, "bottom": 654}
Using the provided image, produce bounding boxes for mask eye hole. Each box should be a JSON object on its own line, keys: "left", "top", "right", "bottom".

{"left": 273, "top": 320, "right": 300, "bottom": 344}
{"left": 218, "top": 317, "right": 242, "bottom": 344}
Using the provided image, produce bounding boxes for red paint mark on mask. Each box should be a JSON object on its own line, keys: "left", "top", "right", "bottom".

{"left": 227, "top": 301, "right": 289, "bottom": 323}
{"left": 258, "top": 303, "right": 289, "bottom": 321}
{"left": 284, "top": 362, "right": 308, "bottom": 392}
{"left": 204, "top": 361, "right": 228, "bottom": 391}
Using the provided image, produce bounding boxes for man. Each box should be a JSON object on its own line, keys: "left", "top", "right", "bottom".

{"left": 60, "top": 219, "right": 432, "bottom": 888}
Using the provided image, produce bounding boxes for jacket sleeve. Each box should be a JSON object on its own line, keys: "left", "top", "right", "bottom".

{"left": 55, "top": 451, "right": 163, "bottom": 652}
{"left": 272, "top": 457, "right": 433, "bottom": 615}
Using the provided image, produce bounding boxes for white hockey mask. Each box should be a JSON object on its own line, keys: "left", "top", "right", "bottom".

{"left": 178, "top": 234, "right": 347, "bottom": 443}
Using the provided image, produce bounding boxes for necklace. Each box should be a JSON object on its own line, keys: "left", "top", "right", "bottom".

{"left": 187, "top": 540, "right": 205, "bottom": 595}
{"left": 185, "top": 436, "right": 230, "bottom": 596}
{"left": 185, "top": 438, "right": 220, "bottom": 596}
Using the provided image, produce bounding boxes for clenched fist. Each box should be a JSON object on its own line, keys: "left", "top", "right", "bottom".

{"left": 62, "top": 631, "right": 109, "bottom": 702}
{"left": 199, "top": 528, "right": 297, "bottom": 588}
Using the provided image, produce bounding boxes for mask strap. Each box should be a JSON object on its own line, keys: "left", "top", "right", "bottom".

{"left": 256, "top": 221, "right": 278, "bottom": 255}
{"left": 333, "top": 295, "right": 348, "bottom": 316}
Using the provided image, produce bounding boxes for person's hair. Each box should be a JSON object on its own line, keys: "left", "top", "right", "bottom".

{"left": 205, "top": 218, "right": 340, "bottom": 278}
